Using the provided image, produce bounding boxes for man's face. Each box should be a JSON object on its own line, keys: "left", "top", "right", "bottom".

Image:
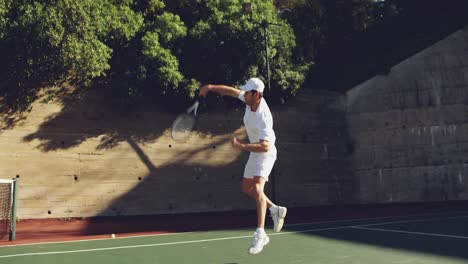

{"left": 244, "top": 90, "right": 258, "bottom": 105}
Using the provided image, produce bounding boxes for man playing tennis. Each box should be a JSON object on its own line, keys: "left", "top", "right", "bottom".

{"left": 199, "top": 77, "right": 287, "bottom": 255}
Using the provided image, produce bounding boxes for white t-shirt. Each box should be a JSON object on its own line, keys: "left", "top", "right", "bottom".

{"left": 238, "top": 91, "right": 277, "bottom": 158}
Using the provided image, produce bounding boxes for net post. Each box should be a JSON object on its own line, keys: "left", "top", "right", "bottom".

{"left": 9, "top": 178, "right": 17, "bottom": 241}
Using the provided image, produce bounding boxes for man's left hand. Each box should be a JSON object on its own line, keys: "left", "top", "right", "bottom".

{"left": 231, "top": 137, "right": 243, "bottom": 149}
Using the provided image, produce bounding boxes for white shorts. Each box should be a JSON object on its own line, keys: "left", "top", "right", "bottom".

{"left": 243, "top": 155, "right": 276, "bottom": 181}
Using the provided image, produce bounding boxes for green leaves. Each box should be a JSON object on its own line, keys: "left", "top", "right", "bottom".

{"left": 1, "top": 0, "right": 312, "bottom": 109}
{"left": 141, "top": 31, "right": 183, "bottom": 89}
{"left": 2, "top": 0, "right": 144, "bottom": 84}
{"left": 154, "top": 12, "right": 187, "bottom": 46}
{"left": 0, "top": 0, "right": 12, "bottom": 39}
{"left": 62, "top": 35, "right": 112, "bottom": 81}
{"left": 105, "top": 2, "right": 144, "bottom": 42}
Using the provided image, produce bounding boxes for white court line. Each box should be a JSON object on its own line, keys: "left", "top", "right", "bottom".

{"left": 0, "top": 234, "right": 253, "bottom": 259}
{"left": 0, "top": 226, "right": 351, "bottom": 259}
{"left": 352, "top": 226, "right": 468, "bottom": 240}
{"left": 0, "top": 216, "right": 405, "bottom": 248}
{"left": 355, "top": 215, "right": 468, "bottom": 228}
{"left": 1, "top": 214, "right": 468, "bottom": 259}
{"left": 284, "top": 211, "right": 468, "bottom": 227}
{"left": 0, "top": 231, "right": 199, "bottom": 248}
{"left": 3, "top": 210, "right": 468, "bottom": 249}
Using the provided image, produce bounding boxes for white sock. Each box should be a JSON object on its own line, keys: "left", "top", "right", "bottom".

{"left": 256, "top": 228, "right": 266, "bottom": 235}
{"left": 269, "top": 205, "right": 278, "bottom": 213}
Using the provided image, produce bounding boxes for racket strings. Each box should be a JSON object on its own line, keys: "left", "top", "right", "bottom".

{"left": 171, "top": 98, "right": 204, "bottom": 142}
{"left": 171, "top": 114, "right": 196, "bottom": 142}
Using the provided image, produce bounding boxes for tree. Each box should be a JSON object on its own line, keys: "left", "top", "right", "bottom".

{"left": 1, "top": 0, "right": 311, "bottom": 110}
{"left": 107, "top": 0, "right": 192, "bottom": 104}
{"left": 0, "top": 0, "right": 12, "bottom": 40}
{"left": 173, "top": 0, "right": 309, "bottom": 102}
{"left": 0, "top": 0, "right": 144, "bottom": 109}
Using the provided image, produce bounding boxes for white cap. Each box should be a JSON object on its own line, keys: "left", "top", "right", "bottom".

{"left": 240, "top": 78, "right": 265, "bottom": 93}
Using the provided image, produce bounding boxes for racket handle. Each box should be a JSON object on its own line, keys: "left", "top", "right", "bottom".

{"left": 194, "top": 101, "right": 199, "bottom": 116}
{"left": 186, "top": 101, "right": 199, "bottom": 114}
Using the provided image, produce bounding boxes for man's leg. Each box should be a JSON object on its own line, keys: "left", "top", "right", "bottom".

{"left": 243, "top": 176, "right": 270, "bottom": 255}
{"left": 242, "top": 178, "right": 287, "bottom": 233}
{"left": 241, "top": 178, "right": 275, "bottom": 209}
{"left": 252, "top": 176, "right": 267, "bottom": 228}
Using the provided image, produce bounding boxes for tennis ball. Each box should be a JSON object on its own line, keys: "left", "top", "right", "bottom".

{"left": 111, "top": 234, "right": 116, "bottom": 239}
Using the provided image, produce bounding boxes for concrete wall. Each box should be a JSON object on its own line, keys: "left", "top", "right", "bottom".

{"left": 1, "top": 26, "right": 467, "bottom": 219}
{"left": 347, "top": 26, "right": 468, "bottom": 203}
{"left": 274, "top": 90, "right": 353, "bottom": 206}
{"left": 0, "top": 86, "right": 346, "bottom": 219}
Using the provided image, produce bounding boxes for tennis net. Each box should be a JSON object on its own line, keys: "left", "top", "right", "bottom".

{"left": 0, "top": 179, "right": 18, "bottom": 241}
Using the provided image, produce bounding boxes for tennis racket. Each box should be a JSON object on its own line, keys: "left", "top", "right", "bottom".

{"left": 171, "top": 98, "right": 203, "bottom": 142}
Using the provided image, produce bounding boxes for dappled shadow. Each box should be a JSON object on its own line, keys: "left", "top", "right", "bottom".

{"left": 99, "top": 137, "right": 253, "bottom": 217}
{"left": 21, "top": 85, "right": 173, "bottom": 151}
{"left": 0, "top": 110, "right": 27, "bottom": 132}
{"left": 100, "top": 132, "right": 254, "bottom": 215}
{"left": 20, "top": 84, "right": 241, "bottom": 152}
{"left": 0, "top": 33, "right": 63, "bottom": 115}
{"left": 0, "top": 92, "right": 30, "bottom": 131}
{"left": 14, "top": 83, "right": 255, "bottom": 218}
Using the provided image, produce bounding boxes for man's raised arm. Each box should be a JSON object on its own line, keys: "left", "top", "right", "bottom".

{"left": 199, "top": 84, "right": 241, "bottom": 98}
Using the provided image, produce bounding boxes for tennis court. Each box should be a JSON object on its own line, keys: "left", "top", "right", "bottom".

{"left": 1, "top": 209, "right": 468, "bottom": 264}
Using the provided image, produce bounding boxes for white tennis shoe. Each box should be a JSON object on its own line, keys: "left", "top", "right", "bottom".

{"left": 248, "top": 233, "right": 270, "bottom": 255}
{"left": 271, "top": 206, "right": 287, "bottom": 232}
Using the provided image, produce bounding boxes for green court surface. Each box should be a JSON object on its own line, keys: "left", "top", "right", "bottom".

{"left": 1, "top": 213, "right": 468, "bottom": 264}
